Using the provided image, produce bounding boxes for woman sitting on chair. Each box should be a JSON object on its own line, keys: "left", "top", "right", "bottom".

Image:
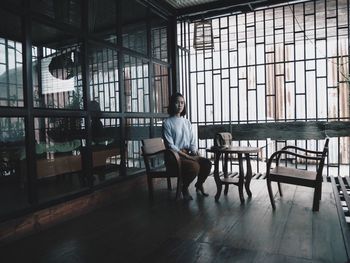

{"left": 162, "top": 92, "right": 212, "bottom": 200}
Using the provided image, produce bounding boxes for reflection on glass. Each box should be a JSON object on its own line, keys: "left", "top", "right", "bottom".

{"left": 90, "top": 114, "right": 121, "bottom": 185}
{"left": 31, "top": 0, "right": 81, "bottom": 28}
{"left": 33, "top": 45, "right": 83, "bottom": 109}
{"left": 124, "top": 55, "right": 149, "bottom": 112}
{"left": 125, "top": 118, "right": 150, "bottom": 176}
{"left": 0, "top": 117, "right": 28, "bottom": 217}
{"left": 121, "top": 0, "right": 148, "bottom": 54}
{"left": 88, "top": 0, "right": 118, "bottom": 43}
{"left": 154, "top": 118, "right": 165, "bottom": 138}
{"left": 151, "top": 16, "right": 168, "bottom": 62}
{"left": 89, "top": 46, "right": 119, "bottom": 112}
{"left": 0, "top": 37, "right": 24, "bottom": 107}
{"left": 153, "top": 64, "right": 169, "bottom": 114}
{"left": 122, "top": 23, "right": 147, "bottom": 54}
{"left": 34, "top": 117, "right": 86, "bottom": 202}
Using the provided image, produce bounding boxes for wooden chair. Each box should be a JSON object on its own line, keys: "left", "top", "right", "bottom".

{"left": 214, "top": 132, "right": 240, "bottom": 196}
{"left": 214, "top": 132, "right": 232, "bottom": 147}
{"left": 141, "top": 137, "right": 182, "bottom": 200}
{"left": 266, "top": 138, "right": 329, "bottom": 211}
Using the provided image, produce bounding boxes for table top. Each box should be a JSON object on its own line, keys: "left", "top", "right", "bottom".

{"left": 206, "top": 145, "right": 261, "bottom": 154}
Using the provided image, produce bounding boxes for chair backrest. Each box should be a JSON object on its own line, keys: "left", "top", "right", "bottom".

{"left": 214, "top": 132, "right": 232, "bottom": 147}
{"left": 141, "top": 138, "right": 167, "bottom": 173}
{"left": 141, "top": 138, "right": 166, "bottom": 155}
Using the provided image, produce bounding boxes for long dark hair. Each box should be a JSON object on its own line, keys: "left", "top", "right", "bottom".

{"left": 167, "top": 92, "right": 187, "bottom": 117}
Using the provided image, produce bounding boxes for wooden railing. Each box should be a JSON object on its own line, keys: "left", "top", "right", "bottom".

{"left": 198, "top": 121, "right": 350, "bottom": 141}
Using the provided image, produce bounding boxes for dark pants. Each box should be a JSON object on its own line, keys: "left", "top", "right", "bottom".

{"left": 167, "top": 154, "right": 212, "bottom": 189}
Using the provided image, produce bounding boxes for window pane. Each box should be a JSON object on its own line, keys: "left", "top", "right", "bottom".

{"left": 121, "top": 0, "right": 148, "bottom": 55}
{"left": 122, "top": 23, "right": 147, "bottom": 55}
{"left": 0, "top": 9, "right": 23, "bottom": 107}
{"left": 89, "top": 0, "right": 118, "bottom": 44}
{"left": 31, "top": 0, "right": 81, "bottom": 28}
{"left": 91, "top": 117, "right": 122, "bottom": 185}
{"left": 153, "top": 63, "right": 169, "bottom": 114}
{"left": 123, "top": 55, "right": 149, "bottom": 112}
{"left": 125, "top": 118, "right": 150, "bottom": 176}
{"left": 34, "top": 117, "right": 86, "bottom": 202}
{"left": 32, "top": 22, "right": 83, "bottom": 109}
{"left": 89, "top": 45, "right": 119, "bottom": 112}
{"left": 0, "top": 117, "right": 28, "bottom": 217}
{"left": 151, "top": 14, "right": 168, "bottom": 62}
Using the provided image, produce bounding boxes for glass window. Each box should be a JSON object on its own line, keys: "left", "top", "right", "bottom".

{"left": 0, "top": 9, "right": 22, "bottom": 45}
{"left": 34, "top": 117, "right": 86, "bottom": 202}
{"left": 125, "top": 118, "right": 150, "bottom": 176}
{"left": 151, "top": 15, "right": 168, "bottom": 62}
{"left": 0, "top": 117, "right": 28, "bottom": 218}
{"left": 0, "top": 10, "right": 23, "bottom": 107}
{"left": 91, "top": 117, "right": 121, "bottom": 185}
{"left": 31, "top": 0, "right": 81, "bottom": 28}
{"left": 123, "top": 55, "right": 149, "bottom": 112}
{"left": 88, "top": 0, "right": 118, "bottom": 44}
{"left": 89, "top": 45, "right": 119, "bottom": 112}
{"left": 121, "top": 0, "right": 148, "bottom": 55}
{"left": 122, "top": 23, "right": 147, "bottom": 55}
{"left": 154, "top": 117, "right": 165, "bottom": 137}
{"left": 153, "top": 63, "right": 169, "bottom": 114}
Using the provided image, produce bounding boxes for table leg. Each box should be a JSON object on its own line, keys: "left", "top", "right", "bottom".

{"left": 238, "top": 153, "right": 245, "bottom": 203}
{"left": 245, "top": 153, "right": 252, "bottom": 197}
{"left": 214, "top": 152, "right": 222, "bottom": 202}
{"left": 223, "top": 153, "right": 229, "bottom": 195}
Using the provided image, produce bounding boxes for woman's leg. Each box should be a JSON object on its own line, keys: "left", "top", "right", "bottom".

{"left": 180, "top": 158, "right": 199, "bottom": 199}
{"left": 196, "top": 156, "right": 212, "bottom": 184}
{"left": 194, "top": 157, "right": 212, "bottom": 195}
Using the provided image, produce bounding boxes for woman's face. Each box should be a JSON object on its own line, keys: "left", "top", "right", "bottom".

{"left": 174, "top": 96, "right": 185, "bottom": 115}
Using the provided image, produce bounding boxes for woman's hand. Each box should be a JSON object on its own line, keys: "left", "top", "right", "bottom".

{"left": 190, "top": 151, "right": 200, "bottom": 157}
{"left": 179, "top": 149, "right": 196, "bottom": 160}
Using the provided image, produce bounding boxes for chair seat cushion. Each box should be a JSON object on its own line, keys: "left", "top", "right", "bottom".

{"left": 270, "top": 166, "right": 318, "bottom": 186}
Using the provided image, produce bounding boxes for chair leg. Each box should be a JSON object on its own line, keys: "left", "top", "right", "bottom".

{"left": 312, "top": 187, "right": 320, "bottom": 211}
{"left": 167, "top": 177, "right": 172, "bottom": 190}
{"left": 267, "top": 179, "right": 276, "bottom": 210}
{"left": 319, "top": 182, "right": 322, "bottom": 200}
{"left": 277, "top": 182, "right": 283, "bottom": 196}
{"left": 175, "top": 177, "right": 182, "bottom": 201}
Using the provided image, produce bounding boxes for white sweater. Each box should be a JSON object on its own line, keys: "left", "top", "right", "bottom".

{"left": 162, "top": 116, "right": 197, "bottom": 153}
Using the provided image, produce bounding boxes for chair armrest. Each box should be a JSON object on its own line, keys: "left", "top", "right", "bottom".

{"left": 281, "top": 145, "right": 323, "bottom": 155}
{"left": 166, "top": 149, "right": 181, "bottom": 164}
{"left": 142, "top": 149, "right": 167, "bottom": 157}
{"left": 267, "top": 149, "right": 323, "bottom": 171}
{"left": 273, "top": 149, "right": 323, "bottom": 162}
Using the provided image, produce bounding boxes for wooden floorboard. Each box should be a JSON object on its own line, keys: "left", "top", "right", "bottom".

{"left": 0, "top": 176, "right": 348, "bottom": 263}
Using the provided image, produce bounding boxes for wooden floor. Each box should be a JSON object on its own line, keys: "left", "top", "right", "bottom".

{"left": 0, "top": 176, "right": 349, "bottom": 263}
